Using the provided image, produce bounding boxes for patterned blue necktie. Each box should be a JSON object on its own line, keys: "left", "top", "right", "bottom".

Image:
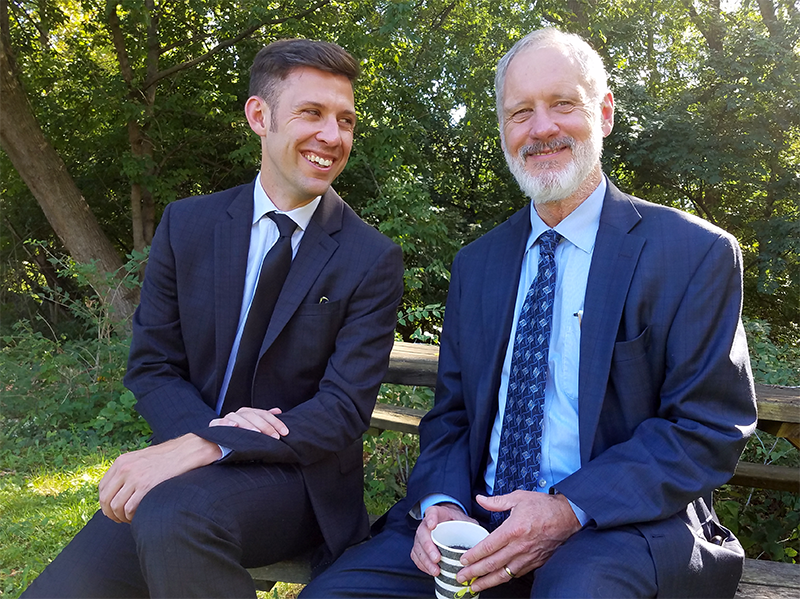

{"left": 490, "top": 228, "right": 561, "bottom": 530}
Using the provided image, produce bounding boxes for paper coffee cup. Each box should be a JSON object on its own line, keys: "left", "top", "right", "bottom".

{"left": 431, "top": 521, "right": 490, "bottom": 599}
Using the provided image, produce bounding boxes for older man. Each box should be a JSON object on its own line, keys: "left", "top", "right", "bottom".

{"left": 302, "top": 28, "right": 756, "bottom": 598}
{"left": 24, "top": 39, "right": 404, "bottom": 598}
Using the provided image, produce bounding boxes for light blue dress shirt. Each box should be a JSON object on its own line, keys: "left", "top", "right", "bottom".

{"left": 214, "top": 177, "right": 321, "bottom": 415}
{"left": 421, "top": 178, "right": 605, "bottom": 526}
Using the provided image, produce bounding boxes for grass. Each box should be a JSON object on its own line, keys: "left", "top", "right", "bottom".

{"left": 0, "top": 447, "right": 114, "bottom": 597}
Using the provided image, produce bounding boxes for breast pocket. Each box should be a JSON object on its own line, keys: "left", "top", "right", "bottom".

{"left": 283, "top": 300, "right": 344, "bottom": 362}
{"left": 609, "top": 326, "right": 656, "bottom": 415}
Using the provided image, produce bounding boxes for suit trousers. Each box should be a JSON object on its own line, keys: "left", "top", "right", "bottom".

{"left": 301, "top": 513, "right": 657, "bottom": 598}
{"left": 23, "top": 461, "right": 322, "bottom": 598}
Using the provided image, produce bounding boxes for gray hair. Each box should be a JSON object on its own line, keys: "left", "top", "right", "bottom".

{"left": 495, "top": 28, "right": 609, "bottom": 124}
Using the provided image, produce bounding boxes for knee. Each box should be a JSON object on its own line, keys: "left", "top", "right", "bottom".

{"left": 131, "top": 478, "right": 237, "bottom": 553}
{"left": 532, "top": 561, "right": 615, "bottom": 598}
{"left": 531, "top": 528, "right": 657, "bottom": 599}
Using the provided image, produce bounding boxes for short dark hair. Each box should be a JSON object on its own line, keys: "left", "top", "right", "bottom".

{"left": 249, "top": 38, "right": 360, "bottom": 115}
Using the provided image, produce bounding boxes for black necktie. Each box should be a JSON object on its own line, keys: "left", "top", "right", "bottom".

{"left": 222, "top": 212, "right": 297, "bottom": 414}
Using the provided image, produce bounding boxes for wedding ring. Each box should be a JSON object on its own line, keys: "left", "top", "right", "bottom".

{"left": 504, "top": 565, "right": 516, "bottom": 578}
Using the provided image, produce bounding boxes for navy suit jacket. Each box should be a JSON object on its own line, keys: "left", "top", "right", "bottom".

{"left": 398, "top": 180, "right": 757, "bottom": 597}
{"left": 125, "top": 182, "right": 404, "bottom": 563}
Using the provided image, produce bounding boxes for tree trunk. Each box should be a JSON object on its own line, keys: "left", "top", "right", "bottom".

{"left": 756, "top": 0, "right": 782, "bottom": 41}
{"left": 0, "top": 13, "right": 138, "bottom": 323}
{"left": 682, "top": 0, "right": 724, "bottom": 53}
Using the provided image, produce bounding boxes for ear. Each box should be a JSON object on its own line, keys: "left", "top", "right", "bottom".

{"left": 600, "top": 91, "right": 614, "bottom": 138}
{"left": 245, "top": 96, "right": 270, "bottom": 137}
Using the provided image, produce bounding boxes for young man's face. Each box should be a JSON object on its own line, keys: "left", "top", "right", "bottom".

{"left": 247, "top": 67, "right": 356, "bottom": 210}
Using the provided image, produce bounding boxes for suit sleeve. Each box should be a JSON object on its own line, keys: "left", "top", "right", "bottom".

{"left": 124, "top": 202, "right": 220, "bottom": 441}
{"left": 194, "top": 241, "right": 404, "bottom": 465}
{"left": 557, "top": 232, "right": 757, "bottom": 527}
{"left": 402, "top": 251, "right": 476, "bottom": 512}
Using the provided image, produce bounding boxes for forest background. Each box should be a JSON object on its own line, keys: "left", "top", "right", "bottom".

{"left": 1, "top": 0, "right": 798, "bottom": 597}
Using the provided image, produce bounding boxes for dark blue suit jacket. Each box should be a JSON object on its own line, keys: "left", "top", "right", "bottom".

{"left": 125, "top": 182, "right": 404, "bottom": 563}
{"left": 399, "top": 180, "right": 757, "bottom": 597}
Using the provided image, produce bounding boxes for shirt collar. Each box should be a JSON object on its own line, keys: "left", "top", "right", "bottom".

{"left": 252, "top": 176, "right": 321, "bottom": 230}
{"left": 527, "top": 176, "right": 606, "bottom": 254}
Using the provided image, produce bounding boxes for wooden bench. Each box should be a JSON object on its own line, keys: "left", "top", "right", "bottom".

{"left": 249, "top": 342, "right": 800, "bottom": 596}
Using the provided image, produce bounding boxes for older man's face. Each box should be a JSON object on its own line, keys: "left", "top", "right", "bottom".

{"left": 500, "top": 44, "right": 613, "bottom": 204}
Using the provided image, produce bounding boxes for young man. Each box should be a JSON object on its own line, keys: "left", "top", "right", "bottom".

{"left": 24, "top": 39, "right": 404, "bottom": 598}
{"left": 302, "top": 28, "right": 756, "bottom": 599}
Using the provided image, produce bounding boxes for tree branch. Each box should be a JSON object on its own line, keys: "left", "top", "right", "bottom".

{"left": 681, "top": 0, "right": 724, "bottom": 53}
{"left": 430, "top": 0, "right": 459, "bottom": 32}
{"left": 106, "top": 1, "right": 135, "bottom": 92}
{"left": 756, "top": 0, "right": 782, "bottom": 41}
{"left": 160, "top": 31, "right": 208, "bottom": 55}
{"left": 7, "top": 0, "right": 50, "bottom": 50}
{"left": 141, "top": 0, "right": 330, "bottom": 91}
{"left": 144, "top": 0, "right": 158, "bottom": 105}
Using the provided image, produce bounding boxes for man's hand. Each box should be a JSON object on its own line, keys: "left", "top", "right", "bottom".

{"left": 456, "top": 491, "right": 581, "bottom": 592}
{"left": 98, "top": 434, "right": 221, "bottom": 524}
{"left": 209, "top": 407, "right": 289, "bottom": 439}
{"left": 411, "top": 503, "right": 478, "bottom": 576}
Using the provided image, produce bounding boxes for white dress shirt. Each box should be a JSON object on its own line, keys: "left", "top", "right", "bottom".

{"left": 214, "top": 177, "right": 321, "bottom": 414}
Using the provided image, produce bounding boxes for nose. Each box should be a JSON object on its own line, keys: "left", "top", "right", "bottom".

{"left": 316, "top": 115, "right": 342, "bottom": 146}
{"left": 527, "top": 108, "right": 559, "bottom": 140}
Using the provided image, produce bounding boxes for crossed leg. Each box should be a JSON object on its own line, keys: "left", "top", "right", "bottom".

{"left": 23, "top": 462, "right": 322, "bottom": 599}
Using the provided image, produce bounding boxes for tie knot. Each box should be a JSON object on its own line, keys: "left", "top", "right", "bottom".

{"left": 268, "top": 212, "right": 297, "bottom": 238}
{"left": 538, "top": 229, "right": 561, "bottom": 256}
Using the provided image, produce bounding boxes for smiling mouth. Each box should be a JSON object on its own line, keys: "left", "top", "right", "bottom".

{"left": 528, "top": 147, "right": 564, "bottom": 157}
{"left": 303, "top": 152, "right": 333, "bottom": 168}
{"left": 521, "top": 138, "right": 574, "bottom": 159}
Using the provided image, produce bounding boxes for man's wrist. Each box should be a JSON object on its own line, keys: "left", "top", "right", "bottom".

{"left": 172, "top": 433, "right": 223, "bottom": 465}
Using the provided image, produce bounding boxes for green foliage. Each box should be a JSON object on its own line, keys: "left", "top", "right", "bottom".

{"left": 362, "top": 383, "right": 434, "bottom": 514}
{"left": 4, "top": 0, "right": 798, "bottom": 343}
{"left": 0, "top": 254, "right": 150, "bottom": 453}
{"left": 713, "top": 317, "right": 800, "bottom": 563}
{"left": 397, "top": 303, "right": 443, "bottom": 343}
{"left": 744, "top": 318, "right": 800, "bottom": 385}
{"left": 717, "top": 485, "right": 800, "bottom": 563}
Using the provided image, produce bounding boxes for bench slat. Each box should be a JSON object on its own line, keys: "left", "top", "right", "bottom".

{"left": 385, "top": 343, "right": 800, "bottom": 446}
{"left": 730, "top": 462, "right": 800, "bottom": 493}
{"left": 369, "top": 403, "right": 798, "bottom": 492}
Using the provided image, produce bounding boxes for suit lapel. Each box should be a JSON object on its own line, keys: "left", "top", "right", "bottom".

{"left": 578, "top": 182, "right": 644, "bottom": 463}
{"left": 214, "top": 184, "right": 255, "bottom": 397}
{"left": 482, "top": 206, "right": 532, "bottom": 351}
{"left": 259, "top": 187, "right": 343, "bottom": 353}
{"left": 470, "top": 205, "right": 531, "bottom": 475}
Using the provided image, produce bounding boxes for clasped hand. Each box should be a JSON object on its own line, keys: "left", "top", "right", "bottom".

{"left": 411, "top": 491, "right": 581, "bottom": 593}
{"left": 100, "top": 408, "right": 289, "bottom": 525}
{"left": 98, "top": 434, "right": 221, "bottom": 524}
{"left": 209, "top": 406, "right": 289, "bottom": 439}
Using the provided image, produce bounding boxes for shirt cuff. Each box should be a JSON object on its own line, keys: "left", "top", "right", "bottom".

{"left": 567, "top": 498, "right": 590, "bottom": 527}
{"left": 217, "top": 445, "right": 232, "bottom": 460}
{"left": 420, "top": 493, "right": 467, "bottom": 517}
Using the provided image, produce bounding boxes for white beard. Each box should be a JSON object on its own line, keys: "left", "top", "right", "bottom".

{"left": 504, "top": 126, "right": 603, "bottom": 205}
